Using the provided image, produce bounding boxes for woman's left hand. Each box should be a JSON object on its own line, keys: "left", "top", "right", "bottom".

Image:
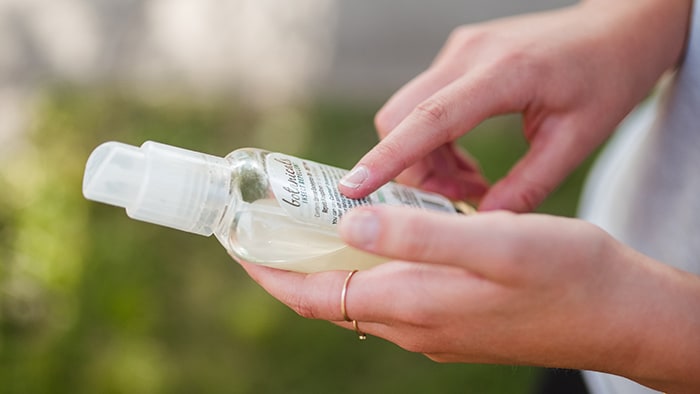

{"left": 240, "top": 206, "right": 700, "bottom": 393}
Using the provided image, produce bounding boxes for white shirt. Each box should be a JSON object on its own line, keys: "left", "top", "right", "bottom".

{"left": 578, "top": 2, "right": 700, "bottom": 393}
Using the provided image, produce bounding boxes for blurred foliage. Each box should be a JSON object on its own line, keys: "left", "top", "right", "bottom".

{"left": 0, "top": 88, "right": 595, "bottom": 394}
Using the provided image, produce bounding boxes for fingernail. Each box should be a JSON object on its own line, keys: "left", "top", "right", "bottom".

{"left": 342, "top": 209, "right": 379, "bottom": 249}
{"left": 339, "top": 165, "right": 368, "bottom": 189}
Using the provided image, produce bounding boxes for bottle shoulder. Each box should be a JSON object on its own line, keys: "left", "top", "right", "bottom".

{"left": 225, "top": 148, "right": 274, "bottom": 204}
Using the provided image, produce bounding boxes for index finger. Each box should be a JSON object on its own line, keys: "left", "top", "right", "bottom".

{"left": 339, "top": 70, "right": 523, "bottom": 199}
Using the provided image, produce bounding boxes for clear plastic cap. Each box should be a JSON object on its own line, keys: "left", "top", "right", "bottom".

{"left": 83, "top": 141, "right": 230, "bottom": 236}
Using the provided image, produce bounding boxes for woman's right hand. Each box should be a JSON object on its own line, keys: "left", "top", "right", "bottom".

{"left": 339, "top": 0, "right": 692, "bottom": 212}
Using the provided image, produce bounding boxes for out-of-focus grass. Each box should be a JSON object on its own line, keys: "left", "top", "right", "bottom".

{"left": 0, "top": 88, "right": 594, "bottom": 394}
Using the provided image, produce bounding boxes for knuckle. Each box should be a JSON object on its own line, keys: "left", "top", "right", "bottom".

{"left": 443, "top": 24, "right": 547, "bottom": 83}
{"left": 373, "top": 139, "right": 411, "bottom": 171}
{"left": 571, "top": 220, "right": 611, "bottom": 261}
{"left": 489, "top": 44, "right": 553, "bottom": 97}
{"left": 446, "top": 25, "right": 470, "bottom": 43}
{"left": 514, "top": 180, "right": 550, "bottom": 212}
{"left": 397, "top": 305, "right": 436, "bottom": 328}
{"left": 446, "top": 25, "right": 488, "bottom": 51}
{"left": 393, "top": 216, "right": 443, "bottom": 261}
{"left": 425, "top": 353, "right": 452, "bottom": 363}
{"left": 413, "top": 97, "right": 450, "bottom": 128}
{"left": 477, "top": 211, "right": 527, "bottom": 275}
{"left": 494, "top": 236, "right": 525, "bottom": 267}
{"left": 399, "top": 338, "right": 431, "bottom": 354}
{"left": 288, "top": 284, "right": 320, "bottom": 320}
{"left": 494, "top": 47, "right": 530, "bottom": 68}
{"left": 374, "top": 108, "right": 393, "bottom": 137}
{"left": 496, "top": 49, "right": 545, "bottom": 85}
{"left": 290, "top": 295, "right": 317, "bottom": 319}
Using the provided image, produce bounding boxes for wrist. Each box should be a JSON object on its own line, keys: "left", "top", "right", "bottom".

{"left": 598, "top": 248, "right": 700, "bottom": 392}
{"left": 632, "top": 266, "right": 700, "bottom": 392}
{"left": 579, "top": 0, "right": 692, "bottom": 69}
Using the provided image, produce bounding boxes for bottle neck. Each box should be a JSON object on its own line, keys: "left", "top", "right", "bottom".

{"left": 180, "top": 154, "right": 232, "bottom": 236}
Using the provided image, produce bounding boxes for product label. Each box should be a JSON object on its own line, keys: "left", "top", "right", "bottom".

{"left": 266, "top": 153, "right": 456, "bottom": 228}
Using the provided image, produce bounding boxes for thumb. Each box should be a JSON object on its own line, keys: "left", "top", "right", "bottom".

{"left": 338, "top": 205, "right": 524, "bottom": 281}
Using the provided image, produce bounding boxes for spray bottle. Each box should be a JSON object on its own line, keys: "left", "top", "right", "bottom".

{"left": 82, "top": 141, "right": 474, "bottom": 273}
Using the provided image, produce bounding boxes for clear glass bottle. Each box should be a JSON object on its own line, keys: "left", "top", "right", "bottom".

{"left": 83, "top": 141, "right": 473, "bottom": 273}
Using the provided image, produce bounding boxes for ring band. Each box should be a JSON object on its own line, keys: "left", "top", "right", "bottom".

{"left": 340, "top": 270, "right": 355, "bottom": 322}
{"left": 341, "top": 270, "right": 367, "bottom": 340}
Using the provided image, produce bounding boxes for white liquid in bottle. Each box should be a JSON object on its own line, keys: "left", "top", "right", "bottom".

{"left": 230, "top": 199, "right": 385, "bottom": 272}
{"left": 83, "top": 141, "right": 471, "bottom": 273}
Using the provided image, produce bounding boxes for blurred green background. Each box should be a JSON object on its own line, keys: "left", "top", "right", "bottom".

{"left": 0, "top": 88, "right": 594, "bottom": 394}
{"left": 0, "top": 1, "right": 588, "bottom": 393}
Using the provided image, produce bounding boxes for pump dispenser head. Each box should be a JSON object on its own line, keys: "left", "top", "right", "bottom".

{"left": 83, "top": 141, "right": 230, "bottom": 236}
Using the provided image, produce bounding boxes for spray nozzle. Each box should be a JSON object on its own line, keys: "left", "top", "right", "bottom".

{"left": 83, "top": 141, "right": 230, "bottom": 236}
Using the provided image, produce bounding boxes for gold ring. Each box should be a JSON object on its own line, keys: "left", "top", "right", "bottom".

{"left": 341, "top": 270, "right": 367, "bottom": 340}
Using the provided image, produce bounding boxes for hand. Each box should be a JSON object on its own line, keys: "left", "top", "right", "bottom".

{"left": 338, "top": 0, "right": 691, "bottom": 212}
{"left": 241, "top": 206, "right": 700, "bottom": 393}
